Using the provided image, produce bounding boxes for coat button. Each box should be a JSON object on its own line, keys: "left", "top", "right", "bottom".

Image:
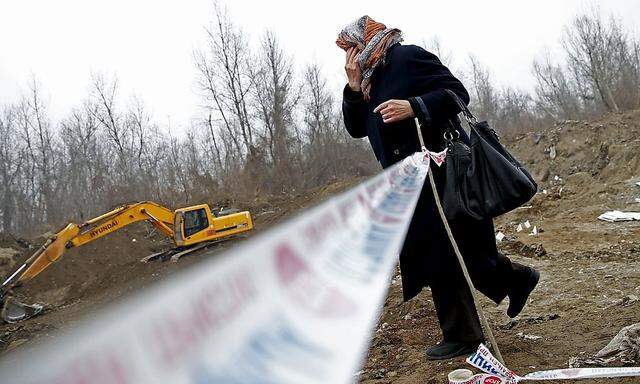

{"left": 393, "top": 149, "right": 400, "bottom": 155}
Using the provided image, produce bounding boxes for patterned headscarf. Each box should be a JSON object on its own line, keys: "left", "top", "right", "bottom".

{"left": 336, "top": 15, "right": 403, "bottom": 100}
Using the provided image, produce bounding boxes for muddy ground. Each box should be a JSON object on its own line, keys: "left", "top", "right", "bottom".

{"left": 1, "top": 112, "right": 640, "bottom": 383}
{"left": 359, "top": 112, "right": 640, "bottom": 383}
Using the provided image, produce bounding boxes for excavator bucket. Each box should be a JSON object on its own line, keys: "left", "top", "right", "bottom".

{"left": 1, "top": 296, "right": 43, "bottom": 323}
{"left": 0, "top": 224, "right": 78, "bottom": 323}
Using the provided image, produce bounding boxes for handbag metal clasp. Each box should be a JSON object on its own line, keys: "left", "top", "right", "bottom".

{"left": 443, "top": 129, "right": 460, "bottom": 143}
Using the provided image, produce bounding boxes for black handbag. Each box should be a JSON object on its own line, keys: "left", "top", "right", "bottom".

{"left": 439, "top": 89, "right": 537, "bottom": 221}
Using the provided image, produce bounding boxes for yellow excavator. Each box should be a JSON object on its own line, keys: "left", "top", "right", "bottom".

{"left": 0, "top": 201, "right": 253, "bottom": 323}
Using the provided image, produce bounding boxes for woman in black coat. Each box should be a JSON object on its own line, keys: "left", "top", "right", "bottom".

{"left": 337, "top": 16, "right": 539, "bottom": 360}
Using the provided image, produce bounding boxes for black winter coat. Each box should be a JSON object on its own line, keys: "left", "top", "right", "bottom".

{"left": 342, "top": 44, "right": 504, "bottom": 301}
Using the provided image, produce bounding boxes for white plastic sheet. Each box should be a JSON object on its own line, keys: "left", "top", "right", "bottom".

{"left": 598, "top": 210, "right": 640, "bottom": 222}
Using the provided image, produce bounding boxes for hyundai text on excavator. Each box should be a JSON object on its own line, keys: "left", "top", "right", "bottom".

{"left": 0, "top": 201, "right": 253, "bottom": 323}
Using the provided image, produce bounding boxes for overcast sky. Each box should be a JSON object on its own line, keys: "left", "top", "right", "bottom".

{"left": 1, "top": 0, "right": 639, "bottom": 132}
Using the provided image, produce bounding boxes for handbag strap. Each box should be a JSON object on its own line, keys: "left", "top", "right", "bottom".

{"left": 418, "top": 89, "right": 475, "bottom": 146}
{"left": 444, "top": 89, "right": 477, "bottom": 125}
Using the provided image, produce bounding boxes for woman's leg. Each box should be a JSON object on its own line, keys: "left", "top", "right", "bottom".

{"left": 430, "top": 277, "right": 483, "bottom": 343}
{"left": 454, "top": 219, "right": 540, "bottom": 317}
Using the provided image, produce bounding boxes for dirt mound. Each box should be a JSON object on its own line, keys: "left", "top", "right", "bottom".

{"left": 508, "top": 111, "right": 640, "bottom": 201}
{"left": 0, "top": 233, "right": 32, "bottom": 276}
{"left": 517, "top": 111, "right": 640, "bottom": 171}
{"left": 16, "top": 225, "right": 172, "bottom": 305}
{"left": 248, "top": 178, "right": 365, "bottom": 227}
{"left": 0, "top": 233, "right": 30, "bottom": 251}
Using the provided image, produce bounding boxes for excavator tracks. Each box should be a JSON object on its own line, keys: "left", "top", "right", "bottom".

{"left": 139, "top": 236, "right": 241, "bottom": 263}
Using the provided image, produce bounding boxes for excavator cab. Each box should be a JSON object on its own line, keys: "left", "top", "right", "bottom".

{"left": 183, "top": 207, "right": 210, "bottom": 237}
{"left": 173, "top": 205, "right": 212, "bottom": 246}
{"left": 173, "top": 204, "right": 253, "bottom": 247}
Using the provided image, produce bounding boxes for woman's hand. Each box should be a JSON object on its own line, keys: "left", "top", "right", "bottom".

{"left": 373, "top": 99, "right": 415, "bottom": 124}
{"left": 345, "top": 47, "right": 362, "bottom": 92}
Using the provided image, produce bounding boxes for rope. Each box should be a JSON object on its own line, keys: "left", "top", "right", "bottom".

{"left": 426, "top": 166, "right": 505, "bottom": 364}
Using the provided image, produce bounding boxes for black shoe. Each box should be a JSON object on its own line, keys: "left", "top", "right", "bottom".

{"left": 425, "top": 340, "right": 480, "bottom": 360}
{"left": 507, "top": 266, "right": 540, "bottom": 318}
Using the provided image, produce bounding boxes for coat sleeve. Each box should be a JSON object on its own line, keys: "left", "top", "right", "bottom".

{"left": 341, "top": 84, "right": 368, "bottom": 138}
{"left": 406, "top": 47, "right": 470, "bottom": 126}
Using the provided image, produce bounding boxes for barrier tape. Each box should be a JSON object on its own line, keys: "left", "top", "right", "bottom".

{"left": 466, "top": 344, "right": 640, "bottom": 383}
{"left": 448, "top": 369, "right": 506, "bottom": 384}
{"left": 0, "top": 153, "right": 431, "bottom": 384}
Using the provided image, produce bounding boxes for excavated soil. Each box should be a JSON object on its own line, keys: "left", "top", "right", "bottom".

{"left": 2, "top": 112, "right": 640, "bottom": 383}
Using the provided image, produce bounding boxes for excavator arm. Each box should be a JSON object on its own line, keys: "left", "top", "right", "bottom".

{"left": 3, "top": 201, "right": 175, "bottom": 287}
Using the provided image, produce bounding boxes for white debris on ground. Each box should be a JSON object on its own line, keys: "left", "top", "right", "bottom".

{"left": 599, "top": 182, "right": 640, "bottom": 221}
{"left": 515, "top": 220, "right": 540, "bottom": 235}
{"left": 606, "top": 295, "right": 639, "bottom": 309}
{"left": 495, "top": 232, "right": 506, "bottom": 242}
{"left": 517, "top": 331, "right": 542, "bottom": 341}
{"left": 598, "top": 211, "right": 640, "bottom": 222}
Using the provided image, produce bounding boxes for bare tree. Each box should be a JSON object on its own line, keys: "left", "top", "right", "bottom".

{"left": 58, "top": 101, "right": 103, "bottom": 220}
{"left": 467, "top": 55, "right": 499, "bottom": 122}
{"left": 15, "top": 79, "right": 58, "bottom": 227}
{"left": 563, "top": 8, "right": 640, "bottom": 113}
{"left": 303, "top": 63, "right": 333, "bottom": 146}
{"left": 497, "top": 87, "right": 537, "bottom": 135}
{"left": 252, "top": 31, "right": 299, "bottom": 189}
{"left": 422, "top": 36, "right": 453, "bottom": 67}
{"left": 194, "top": 1, "right": 254, "bottom": 161}
{"left": 532, "top": 51, "right": 587, "bottom": 119}
{"left": 90, "top": 73, "right": 132, "bottom": 179}
{"left": 127, "top": 95, "right": 151, "bottom": 172}
{"left": 0, "top": 105, "right": 24, "bottom": 232}
{"left": 202, "top": 112, "right": 224, "bottom": 172}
